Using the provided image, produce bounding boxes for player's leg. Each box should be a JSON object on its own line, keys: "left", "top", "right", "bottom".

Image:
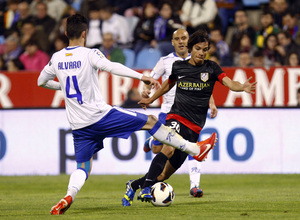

{"left": 138, "top": 119, "right": 198, "bottom": 202}
{"left": 137, "top": 145, "right": 175, "bottom": 202}
{"left": 122, "top": 174, "right": 147, "bottom": 206}
{"left": 158, "top": 122, "right": 203, "bottom": 198}
{"left": 188, "top": 155, "right": 203, "bottom": 197}
{"left": 157, "top": 160, "right": 177, "bottom": 181}
{"left": 144, "top": 136, "right": 154, "bottom": 153}
{"left": 50, "top": 123, "right": 103, "bottom": 215}
{"left": 144, "top": 113, "right": 166, "bottom": 153}
{"left": 123, "top": 160, "right": 176, "bottom": 204}
{"left": 141, "top": 145, "right": 175, "bottom": 187}
{"left": 66, "top": 159, "right": 92, "bottom": 200}
{"left": 142, "top": 115, "right": 216, "bottom": 159}
{"left": 139, "top": 150, "right": 188, "bottom": 200}
{"left": 144, "top": 137, "right": 163, "bottom": 154}
{"left": 123, "top": 149, "right": 188, "bottom": 205}
{"left": 152, "top": 142, "right": 163, "bottom": 154}
{"left": 104, "top": 107, "right": 216, "bottom": 160}
{"left": 50, "top": 158, "right": 92, "bottom": 215}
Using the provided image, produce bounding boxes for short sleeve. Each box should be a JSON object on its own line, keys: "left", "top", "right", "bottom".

{"left": 212, "top": 61, "right": 227, "bottom": 83}
{"left": 150, "top": 57, "right": 165, "bottom": 80}
{"left": 88, "top": 49, "right": 106, "bottom": 69}
{"left": 41, "top": 57, "right": 56, "bottom": 79}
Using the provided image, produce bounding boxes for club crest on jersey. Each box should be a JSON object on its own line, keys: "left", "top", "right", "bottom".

{"left": 95, "top": 50, "right": 104, "bottom": 58}
{"left": 201, "top": 73, "right": 209, "bottom": 82}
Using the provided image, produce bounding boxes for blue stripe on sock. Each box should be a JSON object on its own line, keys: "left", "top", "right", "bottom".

{"left": 153, "top": 139, "right": 162, "bottom": 146}
{"left": 188, "top": 155, "right": 195, "bottom": 160}
{"left": 148, "top": 121, "right": 162, "bottom": 136}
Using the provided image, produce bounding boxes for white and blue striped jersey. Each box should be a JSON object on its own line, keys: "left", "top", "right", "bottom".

{"left": 151, "top": 52, "right": 190, "bottom": 113}
{"left": 38, "top": 46, "right": 143, "bottom": 130}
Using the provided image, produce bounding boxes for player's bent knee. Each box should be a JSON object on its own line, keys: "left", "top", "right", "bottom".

{"left": 161, "top": 145, "right": 175, "bottom": 159}
{"left": 142, "top": 115, "right": 159, "bottom": 130}
{"left": 148, "top": 115, "right": 158, "bottom": 125}
{"left": 152, "top": 145, "right": 163, "bottom": 154}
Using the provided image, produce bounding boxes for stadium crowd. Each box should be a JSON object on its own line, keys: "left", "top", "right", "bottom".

{"left": 0, "top": 0, "right": 300, "bottom": 71}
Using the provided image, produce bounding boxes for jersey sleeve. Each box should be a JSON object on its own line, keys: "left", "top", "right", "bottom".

{"left": 38, "top": 56, "right": 61, "bottom": 90}
{"left": 212, "top": 61, "right": 227, "bottom": 83}
{"left": 89, "top": 49, "right": 143, "bottom": 80}
{"left": 88, "top": 49, "right": 107, "bottom": 69}
{"left": 150, "top": 57, "right": 165, "bottom": 80}
{"left": 41, "top": 57, "right": 56, "bottom": 79}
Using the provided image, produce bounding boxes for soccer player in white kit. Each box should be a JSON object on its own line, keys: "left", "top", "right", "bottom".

{"left": 37, "top": 14, "right": 217, "bottom": 215}
{"left": 142, "top": 29, "right": 218, "bottom": 198}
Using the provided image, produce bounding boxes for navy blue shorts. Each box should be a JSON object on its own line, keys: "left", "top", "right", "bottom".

{"left": 72, "top": 107, "right": 148, "bottom": 163}
{"left": 158, "top": 112, "right": 167, "bottom": 123}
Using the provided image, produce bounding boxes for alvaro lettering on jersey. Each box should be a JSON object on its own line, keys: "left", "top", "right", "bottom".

{"left": 58, "top": 61, "right": 81, "bottom": 70}
{"left": 40, "top": 46, "right": 113, "bottom": 130}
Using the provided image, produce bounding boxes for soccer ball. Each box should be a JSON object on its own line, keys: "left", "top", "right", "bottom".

{"left": 151, "top": 182, "right": 175, "bottom": 207}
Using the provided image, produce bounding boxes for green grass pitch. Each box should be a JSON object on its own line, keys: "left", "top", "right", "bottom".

{"left": 0, "top": 174, "right": 299, "bottom": 219}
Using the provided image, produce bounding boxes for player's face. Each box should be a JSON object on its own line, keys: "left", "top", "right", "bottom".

{"left": 172, "top": 30, "right": 189, "bottom": 57}
{"left": 189, "top": 42, "right": 209, "bottom": 66}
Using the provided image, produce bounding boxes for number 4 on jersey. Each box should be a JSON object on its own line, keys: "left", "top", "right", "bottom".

{"left": 66, "top": 76, "right": 83, "bottom": 104}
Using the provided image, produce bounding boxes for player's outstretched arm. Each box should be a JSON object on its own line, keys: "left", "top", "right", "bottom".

{"left": 209, "top": 95, "right": 217, "bottom": 118}
{"left": 100, "top": 59, "right": 161, "bottom": 89}
{"left": 222, "top": 76, "right": 256, "bottom": 94}
{"left": 138, "top": 80, "right": 175, "bottom": 110}
{"left": 141, "top": 75, "right": 161, "bottom": 90}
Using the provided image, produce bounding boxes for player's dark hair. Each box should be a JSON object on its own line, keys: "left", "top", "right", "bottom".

{"left": 187, "top": 29, "right": 210, "bottom": 52}
{"left": 66, "top": 14, "right": 88, "bottom": 40}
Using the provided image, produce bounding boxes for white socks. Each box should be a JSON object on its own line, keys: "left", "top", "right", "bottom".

{"left": 188, "top": 158, "right": 201, "bottom": 189}
{"left": 65, "top": 169, "right": 87, "bottom": 201}
{"left": 151, "top": 124, "right": 200, "bottom": 156}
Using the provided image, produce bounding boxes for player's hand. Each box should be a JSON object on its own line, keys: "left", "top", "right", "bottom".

{"left": 142, "top": 89, "right": 151, "bottom": 98}
{"left": 209, "top": 104, "right": 218, "bottom": 118}
{"left": 141, "top": 76, "right": 161, "bottom": 90}
{"left": 138, "top": 98, "right": 152, "bottom": 110}
{"left": 243, "top": 77, "right": 257, "bottom": 94}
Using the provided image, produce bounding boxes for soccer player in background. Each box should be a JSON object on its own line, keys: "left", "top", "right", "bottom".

{"left": 122, "top": 28, "right": 256, "bottom": 205}
{"left": 37, "top": 14, "right": 217, "bottom": 215}
{"left": 141, "top": 28, "right": 217, "bottom": 198}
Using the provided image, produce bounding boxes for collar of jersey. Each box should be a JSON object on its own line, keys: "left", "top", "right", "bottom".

{"left": 65, "top": 46, "right": 81, "bottom": 50}
{"left": 173, "top": 52, "right": 190, "bottom": 60}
